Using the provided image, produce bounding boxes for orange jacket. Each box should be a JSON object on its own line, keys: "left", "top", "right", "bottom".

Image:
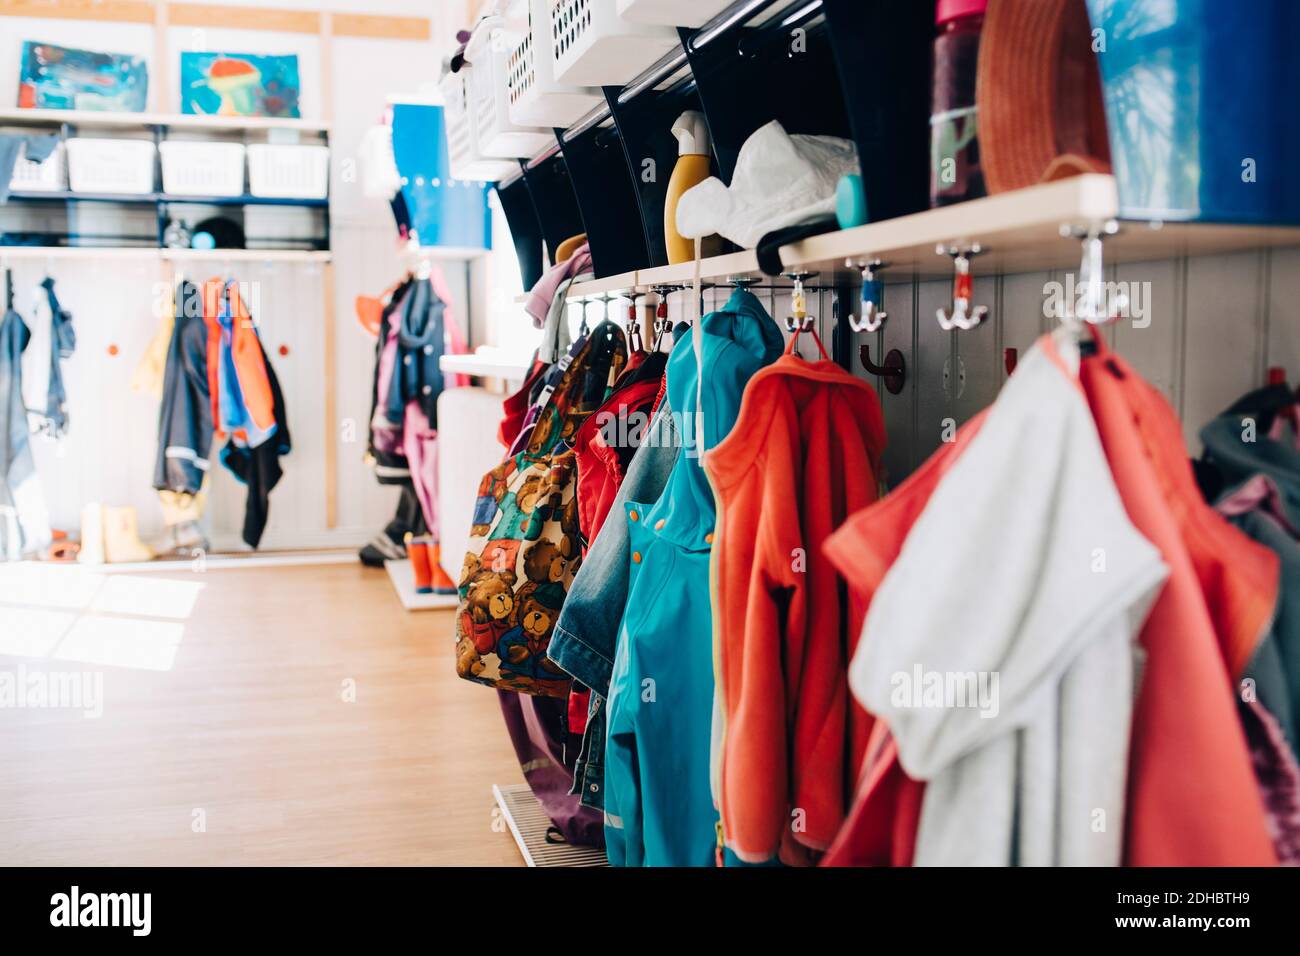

{"left": 704, "top": 349, "right": 885, "bottom": 864}
{"left": 823, "top": 336, "right": 1278, "bottom": 867}
{"left": 1080, "top": 337, "right": 1277, "bottom": 866}
{"left": 203, "top": 278, "right": 276, "bottom": 444}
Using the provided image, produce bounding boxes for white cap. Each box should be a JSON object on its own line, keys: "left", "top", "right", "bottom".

{"left": 672, "top": 110, "right": 710, "bottom": 157}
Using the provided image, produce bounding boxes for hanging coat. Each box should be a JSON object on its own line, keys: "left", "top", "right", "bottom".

{"left": 387, "top": 276, "right": 446, "bottom": 429}
{"left": 203, "top": 279, "right": 276, "bottom": 449}
{"left": 220, "top": 338, "right": 290, "bottom": 549}
{"left": 154, "top": 281, "right": 213, "bottom": 497}
{"left": 0, "top": 303, "right": 51, "bottom": 559}
{"left": 705, "top": 343, "right": 887, "bottom": 865}
{"left": 367, "top": 276, "right": 414, "bottom": 483}
{"left": 603, "top": 289, "right": 783, "bottom": 867}
{"left": 36, "top": 277, "right": 73, "bottom": 436}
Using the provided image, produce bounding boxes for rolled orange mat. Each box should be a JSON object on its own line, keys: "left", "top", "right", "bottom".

{"left": 976, "top": 0, "right": 1112, "bottom": 194}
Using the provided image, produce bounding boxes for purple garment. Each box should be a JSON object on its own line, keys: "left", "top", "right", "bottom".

{"left": 1240, "top": 697, "right": 1300, "bottom": 864}
{"left": 402, "top": 401, "right": 439, "bottom": 539}
{"left": 371, "top": 317, "right": 403, "bottom": 456}
{"left": 523, "top": 242, "right": 592, "bottom": 329}
{"left": 497, "top": 690, "right": 605, "bottom": 847}
{"left": 1218, "top": 473, "right": 1300, "bottom": 541}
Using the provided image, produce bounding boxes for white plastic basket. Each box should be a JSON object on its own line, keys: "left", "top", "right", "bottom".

{"left": 617, "top": 0, "right": 735, "bottom": 28}
{"left": 160, "top": 141, "right": 246, "bottom": 196}
{"left": 8, "top": 140, "right": 65, "bottom": 192}
{"left": 440, "top": 68, "right": 519, "bottom": 182}
{"left": 508, "top": 0, "right": 604, "bottom": 128}
{"left": 247, "top": 144, "right": 329, "bottom": 199}
{"left": 66, "top": 138, "right": 156, "bottom": 194}
{"left": 467, "top": 20, "right": 554, "bottom": 159}
{"left": 551, "top": 0, "right": 681, "bottom": 87}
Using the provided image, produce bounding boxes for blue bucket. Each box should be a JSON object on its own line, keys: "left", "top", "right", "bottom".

{"left": 1085, "top": 0, "right": 1300, "bottom": 225}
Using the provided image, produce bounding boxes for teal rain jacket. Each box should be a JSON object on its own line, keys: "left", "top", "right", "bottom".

{"left": 603, "top": 289, "right": 784, "bottom": 866}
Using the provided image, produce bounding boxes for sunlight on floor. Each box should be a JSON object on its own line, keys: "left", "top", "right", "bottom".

{"left": 0, "top": 562, "right": 203, "bottom": 672}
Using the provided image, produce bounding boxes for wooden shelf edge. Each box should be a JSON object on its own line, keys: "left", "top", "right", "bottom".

{"left": 535, "top": 176, "right": 1300, "bottom": 294}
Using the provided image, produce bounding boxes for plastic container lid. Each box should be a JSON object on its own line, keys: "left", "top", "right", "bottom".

{"left": 937, "top": 0, "right": 988, "bottom": 26}
{"left": 836, "top": 173, "right": 868, "bottom": 229}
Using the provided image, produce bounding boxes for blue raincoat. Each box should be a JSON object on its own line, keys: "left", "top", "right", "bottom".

{"left": 603, "top": 289, "right": 783, "bottom": 866}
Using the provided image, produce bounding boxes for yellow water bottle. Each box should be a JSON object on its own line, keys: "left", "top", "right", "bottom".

{"left": 664, "top": 110, "right": 713, "bottom": 265}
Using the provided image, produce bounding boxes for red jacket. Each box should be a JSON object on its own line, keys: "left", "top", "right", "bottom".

{"left": 820, "top": 410, "right": 988, "bottom": 866}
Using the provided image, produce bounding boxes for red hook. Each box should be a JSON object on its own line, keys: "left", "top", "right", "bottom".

{"left": 1004, "top": 347, "right": 1018, "bottom": 376}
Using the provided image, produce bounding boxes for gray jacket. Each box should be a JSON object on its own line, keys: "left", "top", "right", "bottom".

{"left": 1, "top": 305, "right": 46, "bottom": 559}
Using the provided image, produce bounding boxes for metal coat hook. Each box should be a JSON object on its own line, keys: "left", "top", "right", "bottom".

{"left": 783, "top": 273, "right": 818, "bottom": 333}
{"left": 936, "top": 244, "right": 988, "bottom": 331}
{"left": 847, "top": 259, "right": 889, "bottom": 332}
{"left": 627, "top": 298, "right": 644, "bottom": 353}
{"left": 1060, "top": 220, "right": 1126, "bottom": 325}
{"left": 650, "top": 291, "right": 673, "bottom": 351}
{"left": 860, "top": 343, "right": 907, "bottom": 394}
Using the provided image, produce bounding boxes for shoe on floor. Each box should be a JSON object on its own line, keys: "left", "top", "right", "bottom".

{"left": 359, "top": 520, "right": 409, "bottom": 568}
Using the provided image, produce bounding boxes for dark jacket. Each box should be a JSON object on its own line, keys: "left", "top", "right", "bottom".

{"left": 387, "top": 277, "right": 446, "bottom": 428}
{"left": 30, "top": 277, "right": 74, "bottom": 437}
{"left": 221, "top": 338, "right": 290, "bottom": 549}
{"left": 367, "top": 277, "right": 413, "bottom": 485}
{"left": 153, "top": 281, "right": 213, "bottom": 496}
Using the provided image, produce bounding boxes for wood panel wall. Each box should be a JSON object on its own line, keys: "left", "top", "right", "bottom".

{"left": 666, "top": 246, "right": 1300, "bottom": 488}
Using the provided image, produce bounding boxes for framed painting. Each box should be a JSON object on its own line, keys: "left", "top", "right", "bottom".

{"left": 180, "top": 53, "right": 301, "bottom": 118}
{"left": 17, "top": 41, "right": 149, "bottom": 112}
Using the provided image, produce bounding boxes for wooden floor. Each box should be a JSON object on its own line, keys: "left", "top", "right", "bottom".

{"left": 0, "top": 561, "right": 527, "bottom": 865}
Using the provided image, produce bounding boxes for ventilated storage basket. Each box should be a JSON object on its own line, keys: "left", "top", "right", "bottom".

{"left": 440, "top": 67, "right": 520, "bottom": 181}
{"left": 66, "top": 138, "right": 156, "bottom": 194}
{"left": 467, "top": 19, "right": 554, "bottom": 158}
{"left": 551, "top": 0, "right": 682, "bottom": 86}
{"left": 160, "top": 141, "right": 246, "bottom": 196}
{"left": 508, "top": 0, "right": 604, "bottom": 128}
{"left": 616, "top": 0, "right": 734, "bottom": 28}
{"left": 247, "top": 144, "right": 329, "bottom": 199}
{"left": 8, "top": 141, "right": 65, "bottom": 192}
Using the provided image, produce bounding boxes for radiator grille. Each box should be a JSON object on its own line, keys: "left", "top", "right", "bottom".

{"left": 493, "top": 783, "right": 609, "bottom": 867}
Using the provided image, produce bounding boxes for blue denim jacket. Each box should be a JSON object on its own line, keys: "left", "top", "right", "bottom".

{"left": 549, "top": 398, "right": 680, "bottom": 809}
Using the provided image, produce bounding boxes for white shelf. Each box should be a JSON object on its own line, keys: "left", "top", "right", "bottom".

{"left": 0, "top": 247, "right": 331, "bottom": 263}
{"left": 0, "top": 107, "right": 329, "bottom": 134}
{"left": 0, "top": 246, "right": 159, "bottom": 261}
{"left": 563, "top": 270, "right": 641, "bottom": 300}
{"left": 163, "top": 249, "right": 332, "bottom": 263}
{"left": 524, "top": 176, "right": 1300, "bottom": 299}
{"left": 385, "top": 559, "right": 458, "bottom": 611}
{"left": 440, "top": 350, "right": 532, "bottom": 381}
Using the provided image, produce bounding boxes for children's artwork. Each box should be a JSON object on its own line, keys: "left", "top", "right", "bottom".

{"left": 180, "top": 53, "right": 301, "bottom": 118}
{"left": 17, "top": 41, "right": 149, "bottom": 112}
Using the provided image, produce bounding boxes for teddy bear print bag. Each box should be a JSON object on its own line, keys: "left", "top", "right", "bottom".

{"left": 455, "top": 320, "right": 627, "bottom": 696}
